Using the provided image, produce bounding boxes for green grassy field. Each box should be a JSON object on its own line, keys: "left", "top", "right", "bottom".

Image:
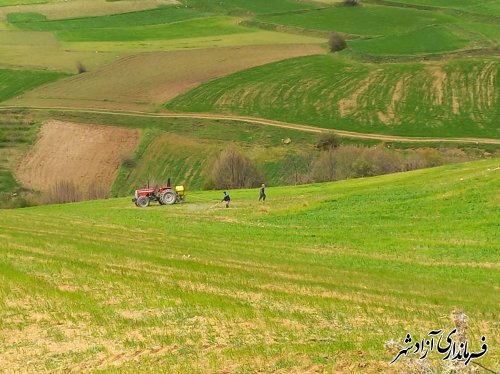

{"left": 8, "top": 14, "right": 252, "bottom": 42}
{"left": 0, "top": 68, "right": 68, "bottom": 101}
{"left": 179, "top": 0, "right": 317, "bottom": 14}
{"left": 0, "top": 112, "right": 39, "bottom": 197}
{"left": 381, "top": 0, "right": 500, "bottom": 16}
{"left": 0, "top": 0, "right": 50, "bottom": 5}
{"left": 166, "top": 55, "right": 500, "bottom": 138}
{"left": 348, "top": 25, "right": 470, "bottom": 55}
{"left": 6, "top": 6, "right": 206, "bottom": 30}
{"left": 0, "top": 159, "right": 498, "bottom": 372}
{"left": 257, "top": 5, "right": 458, "bottom": 37}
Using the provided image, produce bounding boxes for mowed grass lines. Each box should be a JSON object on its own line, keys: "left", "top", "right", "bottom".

{"left": 166, "top": 55, "right": 500, "bottom": 138}
{"left": 0, "top": 68, "right": 68, "bottom": 102}
{"left": 0, "top": 159, "right": 498, "bottom": 372}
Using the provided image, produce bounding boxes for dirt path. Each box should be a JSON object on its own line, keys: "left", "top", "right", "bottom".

{"left": 1, "top": 106, "right": 499, "bottom": 145}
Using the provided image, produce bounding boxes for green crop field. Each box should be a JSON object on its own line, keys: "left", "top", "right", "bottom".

{"left": 166, "top": 55, "right": 500, "bottom": 138}
{"left": 0, "top": 112, "right": 39, "bottom": 198}
{"left": 8, "top": 15, "right": 251, "bottom": 42}
{"left": 258, "top": 5, "right": 458, "bottom": 36}
{"left": 348, "top": 25, "right": 470, "bottom": 56}
{"left": 179, "top": 0, "right": 317, "bottom": 14}
{"left": 0, "top": 68, "right": 68, "bottom": 102}
{"left": 383, "top": 0, "right": 500, "bottom": 16}
{"left": 0, "top": 0, "right": 50, "bottom": 5}
{"left": 6, "top": 7, "right": 206, "bottom": 31}
{"left": 0, "top": 159, "right": 498, "bottom": 372}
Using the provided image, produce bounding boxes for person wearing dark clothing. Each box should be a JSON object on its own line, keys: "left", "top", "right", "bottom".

{"left": 259, "top": 184, "right": 266, "bottom": 202}
{"left": 222, "top": 191, "right": 231, "bottom": 208}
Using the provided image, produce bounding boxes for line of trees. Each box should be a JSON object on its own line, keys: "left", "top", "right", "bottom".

{"left": 204, "top": 137, "right": 473, "bottom": 190}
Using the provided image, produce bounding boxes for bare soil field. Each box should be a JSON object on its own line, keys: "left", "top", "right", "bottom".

{"left": 10, "top": 44, "right": 325, "bottom": 110}
{"left": 15, "top": 120, "right": 139, "bottom": 194}
{"left": 0, "top": 0, "right": 178, "bottom": 21}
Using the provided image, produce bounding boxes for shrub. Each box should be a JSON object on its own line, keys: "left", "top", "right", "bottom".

{"left": 328, "top": 33, "right": 347, "bottom": 52}
{"left": 316, "top": 132, "right": 341, "bottom": 150}
{"left": 77, "top": 62, "right": 87, "bottom": 74}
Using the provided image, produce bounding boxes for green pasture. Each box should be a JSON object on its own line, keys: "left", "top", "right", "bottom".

{"left": 0, "top": 159, "right": 498, "bottom": 372}
{"left": 349, "top": 25, "right": 470, "bottom": 55}
{"left": 6, "top": 6, "right": 206, "bottom": 31}
{"left": 0, "top": 68, "right": 68, "bottom": 101}
{"left": 378, "top": 0, "right": 500, "bottom": 16}
{"left": 179, "top": 0, "right": 317, "bottom": 14}
{"left": 7, "top": 11, "right": 250, "bottom": 43}
{"left": 0, "top": 0, "right": 50, "bottom": 5}
{"left": 52, "top": 16, "right": 250, "bottom": 43}
{"left": 257, "top": 4, "right": 458, "bottom": 37}
{"left": 166, "top": 55, "right": 500, "bottom": 138}
{"left": 0, "top": 113, "right": 39, "bottom": 199}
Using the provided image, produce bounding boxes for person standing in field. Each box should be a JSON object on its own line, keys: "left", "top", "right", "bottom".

{"left": 259, "top": 183, "right": 266, "bottom": 202}
{"left": 222, "top": 191, "right": 231, "bottom": 208}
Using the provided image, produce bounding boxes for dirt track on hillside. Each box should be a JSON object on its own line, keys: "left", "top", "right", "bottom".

{"left": 3, "top": 107, "right": 498, "bottom": 145}
{"left": 15, "top": 120, "right": 140, "bottom": 193}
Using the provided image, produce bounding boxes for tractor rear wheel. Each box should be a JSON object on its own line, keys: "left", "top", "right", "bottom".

{"left": 160, "top": 190, "right": 176, "bottom": 205}
{"left": 136, "top": 196, "right": 150, "bottom": 208}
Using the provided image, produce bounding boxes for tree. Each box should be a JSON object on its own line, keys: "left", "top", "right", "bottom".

{"left": 328, "top": 33, "right": 347, "bottom": 52}
{"left": 208, "top": 145, "right": 264, "bottom": 189}
{"left": 281, "top": 152, "right": 312, "bottom": 185}
{"left": 316, "top": 132, "right": 342, "bottom": 150}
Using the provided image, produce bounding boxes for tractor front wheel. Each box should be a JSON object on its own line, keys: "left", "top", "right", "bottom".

{"left": 160, "top": 190, "right": 176, "bottom": 205}
{"left": 136, "top": 196, "right": 150, "bottom": 208}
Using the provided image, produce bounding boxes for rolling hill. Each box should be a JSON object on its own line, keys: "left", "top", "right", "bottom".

{"left": 0, "top": 159, "right": 498, "bottom": 372}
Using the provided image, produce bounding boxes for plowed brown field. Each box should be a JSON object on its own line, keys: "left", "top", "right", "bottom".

{"left": 15, "top": 120, "right": 139, "bottom": 193}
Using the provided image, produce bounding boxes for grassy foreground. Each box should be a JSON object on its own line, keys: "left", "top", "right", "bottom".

{"left": 0, "top": 159, "right": 498, "bottom": 372}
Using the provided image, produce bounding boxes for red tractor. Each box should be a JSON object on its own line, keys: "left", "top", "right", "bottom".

{"left": 132, "top": 180, "right": 185, "bottom": 208}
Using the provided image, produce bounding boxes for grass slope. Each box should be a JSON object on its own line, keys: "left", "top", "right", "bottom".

{"left": 257, "top": 5, "right": 459, "bottom": 37}
{"left": 166, "top": 55, "right": 500, "bottom": 138}
{"left": 0, "top": 112, "right": 39, "bottom": 195}
{"left": 0, "top": 159, "right": 498, "bottom": 372}
{"left": 6, "top": 7, "right": 206, "bottom": 31}
{"left": 0, "top": 68, "right": 68, "bottom": 102}
{"left": 180, "top": 0, "right": 317, "bottom": 14}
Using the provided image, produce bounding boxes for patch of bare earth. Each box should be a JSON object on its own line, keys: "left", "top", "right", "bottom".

{"left": 12, "top": 44, "right": 324, "bottom": 111}
{"left": 427, "top": 65, "right": 446, "bottom": 106}
{"left": 15, "top": 120, "right": 139, "bottom": 193}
